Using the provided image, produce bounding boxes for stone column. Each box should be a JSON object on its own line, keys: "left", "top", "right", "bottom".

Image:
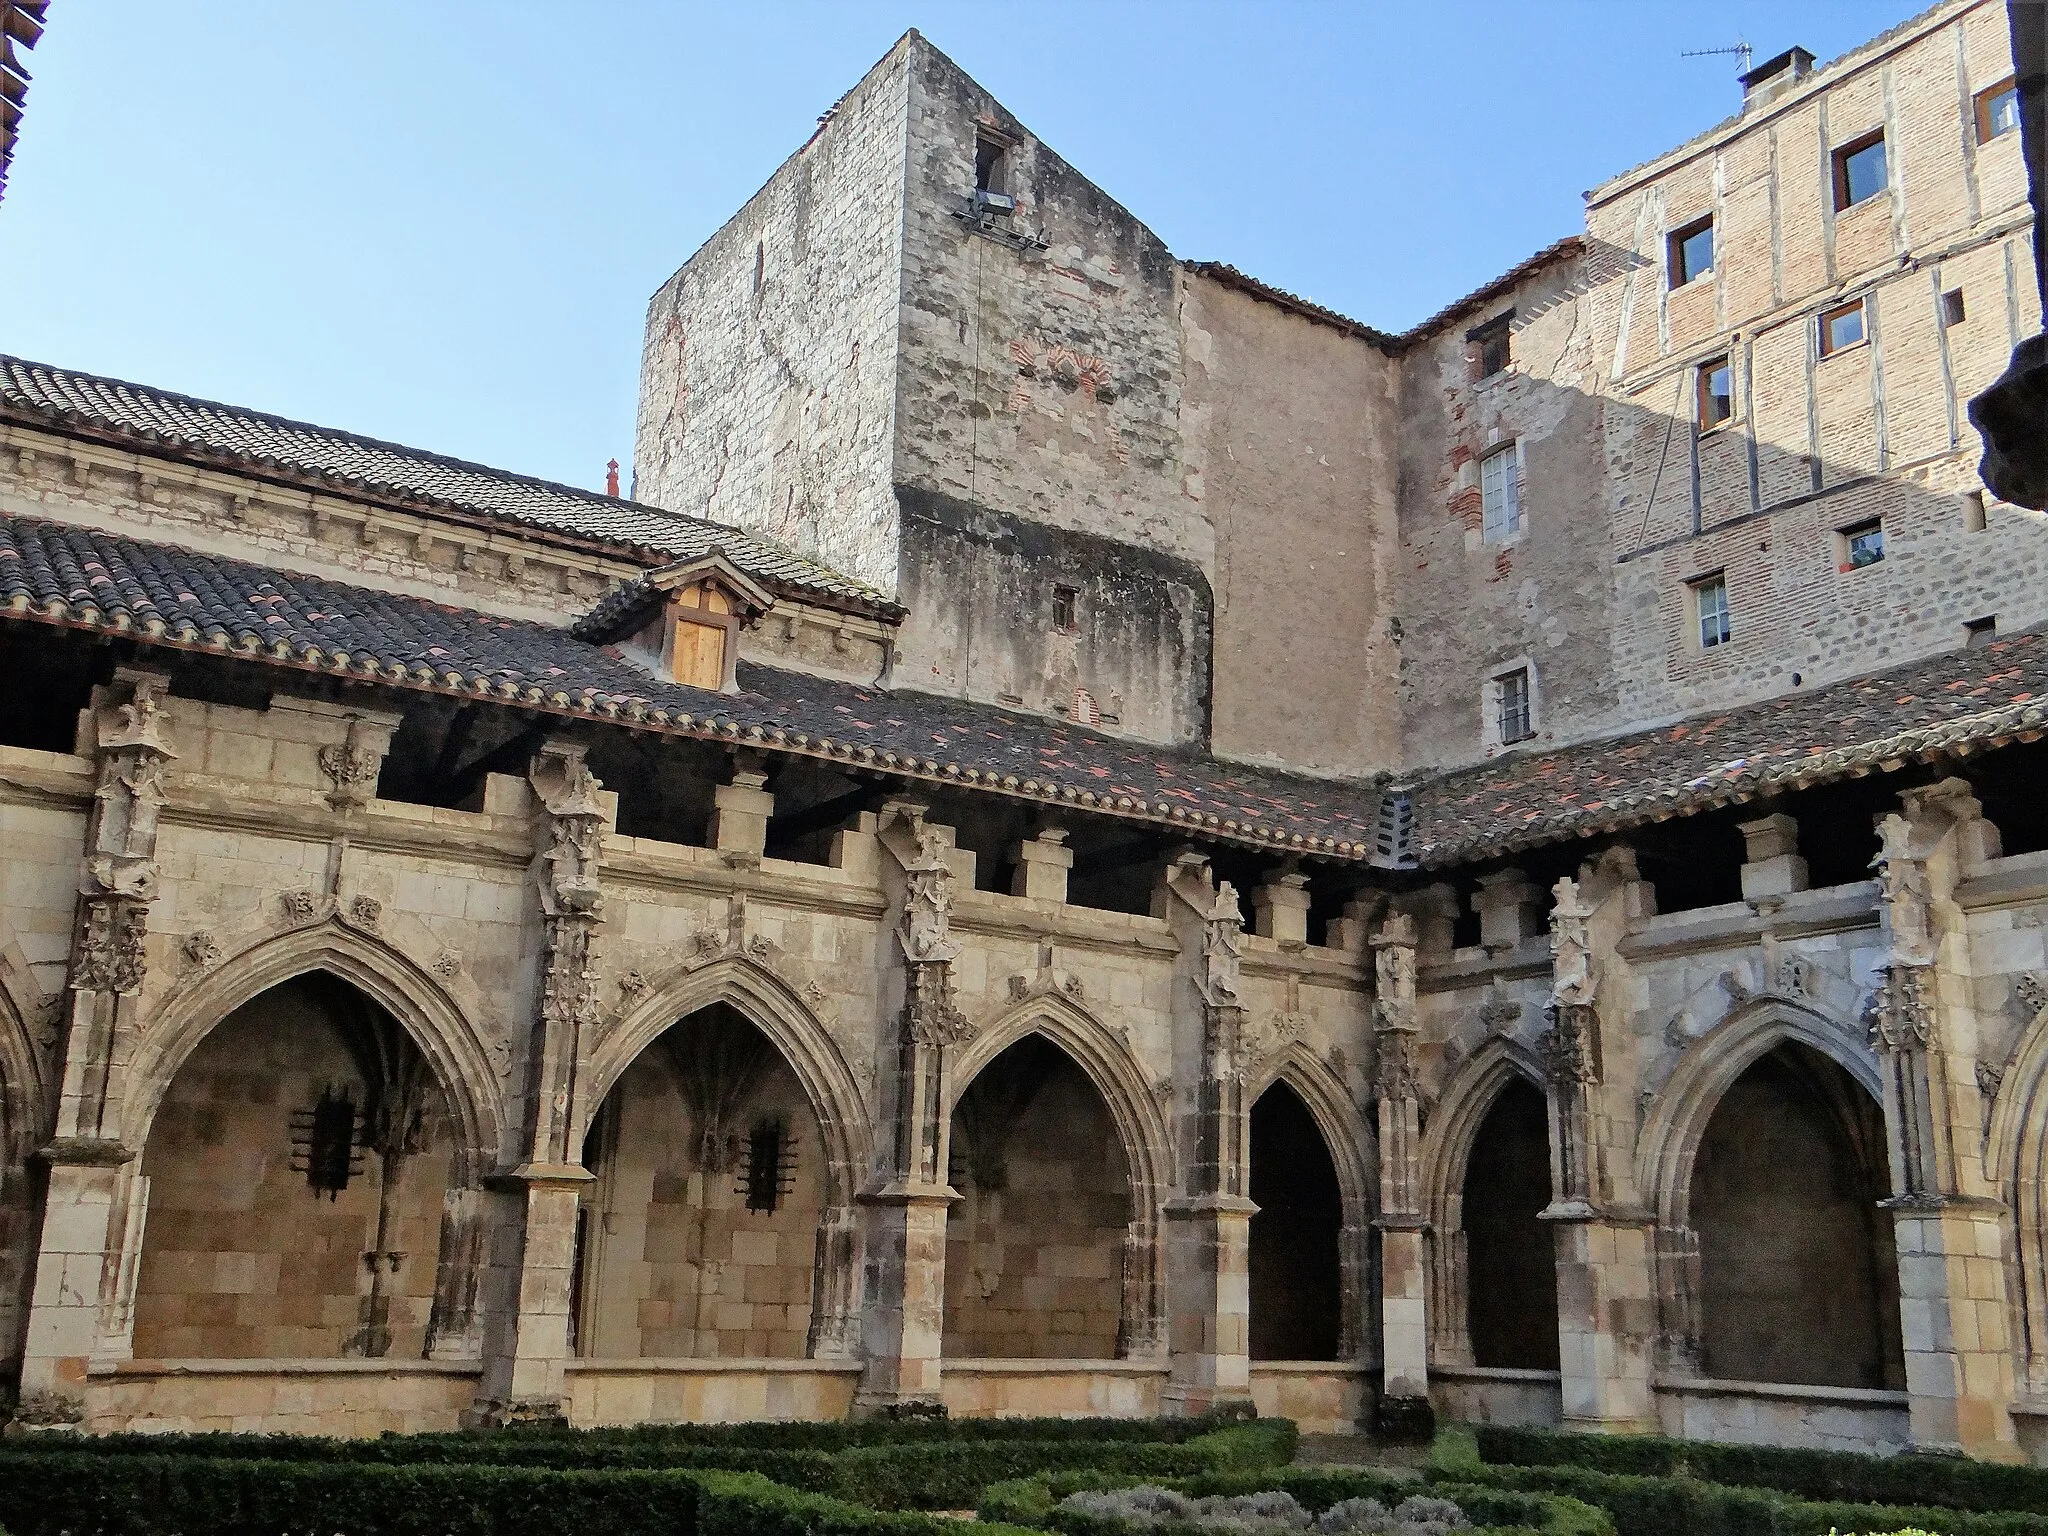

{"left": 18, "top": 670, "right": 174, "bottom": 1424}
{"left": 470, "top": 741, "right": 606, "bottom": 1426}
{"left": 1158, "top": 852, "right": 1256, "bottom": 1418}
{"left": 1540, "top": 874, "right": 1658, "bottom": 1435}
{"left": 855, "top": 802, "right": 972, "bottom": 1414}
{"left": 1371, "top": 913, "right": 1433, "bottom": 1440}
{"left": 708, "top": 752, "right": 773, "bottom": 864}
{"left": 1010, "top": 827, "right": 1073, "bottom": 903}
{"left": 1252, "top": 868, "right": 1311, "bottom": 945}
{"left": 1737, "top": 812, "right": 1809, "bottom": 905}
{"left": 1869, "top": 781, "right": 2022, "bottom": 1461}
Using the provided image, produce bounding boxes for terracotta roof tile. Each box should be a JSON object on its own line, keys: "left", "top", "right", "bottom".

{"left": 0, "top": 355, "right": 896, "bottom": 616}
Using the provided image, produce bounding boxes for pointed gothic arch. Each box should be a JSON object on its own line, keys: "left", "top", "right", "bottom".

{"left": 1420, "top": 1034, "right": 1550, "bottom": 1369}
{"left": 945, "top": 992, "right": 1169, "bottom": 1359}
{"left": 584, "top": 954, "right": 870, "bottom": 1206}
{"left": 1985, "top": 986, "right": 2048, "bottom": 1390}
{"left": 1637, "top": 997, "right": 1896, "bottom": 1387}
{"left": 126, "top": 918, "right": 504, "bottom": 1183}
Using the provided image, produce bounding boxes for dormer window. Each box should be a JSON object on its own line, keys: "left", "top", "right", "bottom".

{"left": 667, "top": 580, "right": 740, "bottom": 690}
{"left": 570, "top": 553, "right": 775, "bottom": 695}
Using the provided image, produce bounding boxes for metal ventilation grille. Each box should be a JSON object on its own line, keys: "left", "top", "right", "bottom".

{"left": 1372, "top": 787, "right": 1417, "bottom": 869}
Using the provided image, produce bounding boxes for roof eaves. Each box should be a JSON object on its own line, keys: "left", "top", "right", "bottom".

{"left": 1183, "top": 262, "right": 1399, "bottom": 349}
{"left": 1392, "top": 237, "right": 1585, "bottom": 347}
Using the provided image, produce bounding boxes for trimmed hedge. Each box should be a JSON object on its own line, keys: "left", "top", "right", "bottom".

{"left": 0, "top": 1453, "right": 1055, "bottom": 1536}
{"left": 979, "top": 1465, "right": 1612, "bottom": 1536}
{"left": 0, "top": 1420, "right": 1295, "bottom": 1523}
{"left": 1473, "top": 1423, "right": 2048, "bottom": 1518}
{"left": 1431, "top": 1429, "right": 2048, "bottom": 1536}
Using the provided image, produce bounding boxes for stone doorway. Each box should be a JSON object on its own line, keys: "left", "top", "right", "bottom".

{"left": 132, "top": 972, "right": 457, "bottom": 1360}
{"left": 944, "top": 1034, "right": 1130, "bottom": 1358}
{"left": 573, "top": 1003, "right": 826, "bottom": 1359}
{"left": 1691, "top": 1041, "right": 1904, "bottom": 1388}
{"left": 1462, "top": 1077, "right": 1559, "bottom": 1370}
{"left": 1247, "top": 1081, "right": 1342, "bottom": 1360}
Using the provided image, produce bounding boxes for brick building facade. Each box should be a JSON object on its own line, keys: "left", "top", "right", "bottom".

{"left": 0, "top": 0, "right": 2044, "bottom": 1463}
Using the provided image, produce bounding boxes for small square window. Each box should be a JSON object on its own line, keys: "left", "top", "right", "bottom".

{"left": 1693, "top": 573, "right": 1731, "bottom": 649}
{"left": 1495, "top": 668, "right": 1534, "bottom": 745}
{"left": 1840, "top": 519, "right": 1885, "bottom": 570}
{"left": 1977, "top": 79, "right": 2019, "bottom": 142}
{"left": 1833, "top": 131, "right": 1887, "bottom": 210}
{"left": 1470, "top": 313, "right": 1513, "bottom": 378}
{"left": 1966, "top": 615, "right": 1998, "bottom": 647}
{"left": 1697, "top": 357, "right": 1733, "bottom": 428}
{"left": 975, "top": 136, "right": 1009, "bottom": 196}
{"left": 1480, "top": 444, "right": 1521, "bottom": 542}
{"left": 1051, "top": 584, "right": 1079, "bottom": 633}
{"left": 1668, "top": 216, "right": 1715, "bottom": 287}
{"left": 1819, "top": 299, "right": 1866, "bottom": 357}
{"left": 1942, "top": 289, "right": 1967, "bottom": 327}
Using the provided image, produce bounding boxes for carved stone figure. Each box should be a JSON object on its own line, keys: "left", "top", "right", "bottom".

{"left": 1548, "top": 876, "right": 1596, "bottom": 1007}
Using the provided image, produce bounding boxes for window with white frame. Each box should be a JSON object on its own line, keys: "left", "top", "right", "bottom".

{"left": 1693, "top": 572, "right": 1731, "bottom": 648}
{"left": 1480, "top": 443, "right": 1521, "bottom": 542}
{"left": 1492, "top": 666, "right": 1535, "bottom": 745}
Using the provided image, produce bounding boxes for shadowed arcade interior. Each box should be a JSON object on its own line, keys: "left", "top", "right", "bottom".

{"left": 1462, "top": 1077, "right": 1560, "bottom": 1372}
{"left": 1247, "top": 1081, "right": 1343, "bottom": 1361}
{"left": 944, "top": 1034, "right": 1131, "bottom": 1358}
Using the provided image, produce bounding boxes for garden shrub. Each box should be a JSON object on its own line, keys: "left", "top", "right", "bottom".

{"left": 1470, "top": 1425, "right": 2048, "bottom": 1518}
{"left": 1058, "top": 1484, "right": 1476, "bottom": 1535}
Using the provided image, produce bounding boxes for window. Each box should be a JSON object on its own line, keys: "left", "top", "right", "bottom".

{"left": 667, "top": 580, "right": 738, "bottom": 691}
{"left": 1693, "top": 573, "right": 1732, "bottom": 649}
{"left": 1966, "top": 615, "right": 1999, "bottom": 647}
{"left": 1495, "top": 667, "right": 1534, "bottom": 745}
{"left": 975, "top": 135, "right": 1009, "bottom": 195}
{"left": 1977, "top": 78, "right": 2019, "bottom": 142}
{"left": 1839, "top": 519, "right": 1885, "bottom": 570}
{"left": 1051, "top": 584, "right": 1078, "bottom": 633}
{"left": 1480, "top": 443, "right": 1521, "bottom": 541}
{"left": 1668, "top": 216, "right": 1715, "bottom": 287}
{"left": 291, "top": 1087, "right": 363, "bottom": 1200}
{"left": 1942, "top": 288, "right": 1967, "bottom": 327}
{"left": 1698, "top": 356, "right": 1733, "bottom": 428}
{"left": 739, "top": 1118, "right": 793, "bottom": 1214}
{"left": 1833, "top": 131, "right": 1887, "bottom": 210}
{"left": 1818, "top": 299, "right": 1866, "bottom": 357}
{"left": 1470, "top": 312, "right": 1513, "bottom": 378}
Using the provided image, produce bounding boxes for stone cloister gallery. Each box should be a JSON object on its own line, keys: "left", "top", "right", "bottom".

{"left": 2, "top": 0, "right": 2048, "bottom": 1468}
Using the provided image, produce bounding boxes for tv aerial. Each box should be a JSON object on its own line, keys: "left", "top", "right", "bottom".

{"left": 1682, "top": 40, "right": 1755, "bottom": 76}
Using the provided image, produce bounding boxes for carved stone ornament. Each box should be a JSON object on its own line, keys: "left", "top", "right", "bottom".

{"left": 317, "top": 716, "right": 384, "bottom": 811}
{"left": 617, "top": 968, "right": 647, "bottom": 1000}
{"left": 530, "top": 744, "right": 606, "bottom": 918}
{"left": 1776, "top": 956, "right": 1815, "bottom": 997}
{"left": 1874, "top": 813, "right": 1935, "bottom": 968}
{"left": 181, "top": 930, "right": 221, "bottom": 973}
{"left": 906, "top": 961, "right": 973, "bottom": 1048}
{"left": 1478, "top": 982, "right": 1522, "bottom": 1035}
{"left": 2016, "top": 972, "right": 2048, "bottom": 1021}
{"left": 1005, "top": 939, "right": 1084, "bottom": 1008}
{"left": 1376, "top": 1024, "right": 1421, "bottom": 1102}
{"left": 1197, "top": 881, "right": 1245, "bottom": 1009}
{"left": 1548, "top": 876, "right": 1597, "bottom": 1008}
{"left": 1371, "top": 913, "right": 1419, "bottom": 1035}
{"left": 1717, "top": 968, "right": 1752, "bottom": 1006}
{"left": 1540, "top": 1000, "right": 1601, "bottom": 1087}
{"left": 1978, "top": 1059, "right": 2008, "bottom": 1099}
{"left": 280, "top": 889, "right": 320, "bottom": 922}
{"left": 349, "top": 894, "right": 384, "bottom": 930}
{"left": 70, "top": 900, "right": 149, "bottom": 996}
{"left": 433, "top": 949, "right": 464, "bottom": 980}
{"left": 1867, "top": 963, "right": 1934, "bottom": 1053}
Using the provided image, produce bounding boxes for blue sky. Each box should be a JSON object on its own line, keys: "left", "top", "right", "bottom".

{"left": 2, "top": 1, "right": 1927, "bottom": 496}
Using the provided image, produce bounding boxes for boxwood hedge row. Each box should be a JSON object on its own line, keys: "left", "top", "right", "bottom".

{"left": 1432, "top": 1429, "right": 2048, "bottom": 1536}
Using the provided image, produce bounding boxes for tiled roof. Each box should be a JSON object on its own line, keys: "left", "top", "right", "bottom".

{"left": 1412, "top": 631, "right": 2048, "bottom": 867}
{"left": 0, "top": 511, "right": 1386, "bottom": 856}
{"left": 0, "top": 355, "right": 898, "bottom": 617}
{"left": 4, "top": 507, "right": 2044, "bottom": 869}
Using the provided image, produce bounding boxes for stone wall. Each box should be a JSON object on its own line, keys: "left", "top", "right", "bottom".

{"left": 632, "top": 38, "right": 912, "bottom": 595}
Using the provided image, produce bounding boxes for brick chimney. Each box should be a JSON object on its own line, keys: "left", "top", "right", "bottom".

{"left": 605, "top": 458, "right": 620, "bottom": 497}
{"left": 1738, "top": 47, "right": 1815, "bottom": 112}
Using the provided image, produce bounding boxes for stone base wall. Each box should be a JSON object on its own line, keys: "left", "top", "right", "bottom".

{"left": 1653, "top": 1378, "right": 1912, "bottom": 1456}
{"left": 564, "top": 1360, "right": 861, "bottom": 1427}
{"left": 938, "top": 1359, "right": 1168, "bottom": 1419}
{"left": 1430, "top": 1366, "right": 1564, "bottom": 1429}
{"left": 84, "top": 1361, "right": 480, "bottom": 1436}
{"left": 1247, "top": 1363, "right": 1367, "bottom": 1435}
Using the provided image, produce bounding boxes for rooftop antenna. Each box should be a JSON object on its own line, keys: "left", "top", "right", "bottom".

{"left": 1681, "top": 39, "right": 1755, "bottom": 76}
